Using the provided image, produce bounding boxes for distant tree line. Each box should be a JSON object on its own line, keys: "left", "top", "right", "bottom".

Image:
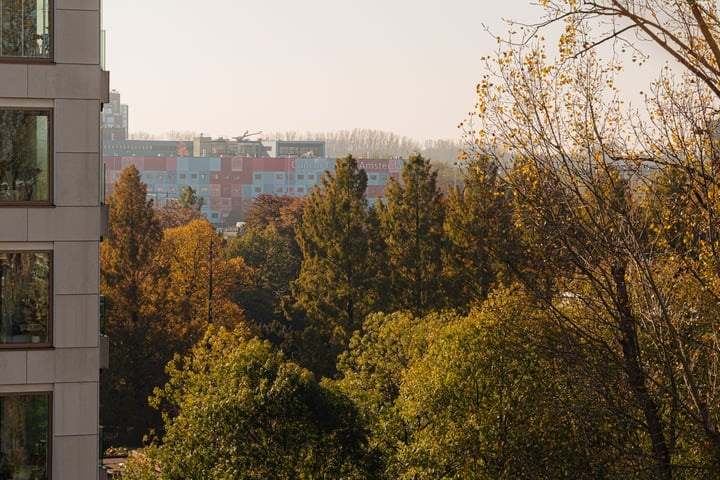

{"left": 129, "top": 128, "right": 462, "bottom": 163}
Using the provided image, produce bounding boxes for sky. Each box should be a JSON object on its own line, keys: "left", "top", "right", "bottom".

{"left": 101, "top": 0, "right": 548, "bottom": 142}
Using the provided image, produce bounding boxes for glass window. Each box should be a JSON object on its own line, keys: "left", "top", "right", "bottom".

{"left": 0, "top": 0, "right": 51, "bottom": 59}
{"left": 308, "top": 174, "right": 315, "bottom": 180}
{"left": 0, "top": 393, "right": 50, "bottom": 479}
{"left": 0, "top": 109, "right": 50, "bottom": 203}
{"left": 179, "top": 173, "right": 186, "bottom": 179}
{"left": 254, "top": 174, "right": 261, "bottom": 180}
{"left": 0, "top": 251, "right": 51, "bottom": 346}
{"left": 297, "top": 174, "right": 304, "bottom": 180}
{"left": 145, "top": 173, "right": 152, "bottom": 179}
{"left": 157, "top": 173, "right": 164, "bottom": 180}
{"left": 190, "top": 174, "right": 197, "bottom": 179}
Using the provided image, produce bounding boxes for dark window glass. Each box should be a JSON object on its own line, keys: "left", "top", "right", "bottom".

{"left": 0, "top": 0, "right": 51, "bottom": 59}
{"left": 0, "top": 394, "right": 49, "bottom": 479}
{"left": 0, "top": 251, "right": 51, "bottom": 345}
{"left": 0, "top": 110, "right": 50, "bottom": 202}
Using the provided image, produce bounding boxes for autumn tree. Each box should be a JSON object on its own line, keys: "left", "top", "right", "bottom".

{"left": 156, "top": 186, "right": 205, "bottom": 229}
{"left": 538, "top": 0, "right": 720, "bottom": 100}
{"left": 292, "top": 155, "right": 385, "bottom": 376}
{"left": 123, "top": 326, "right": 374, "bottom": 480}
{"left": 379, "top": 154, "right": 445, "bottom": 314}
{"left": 100, "top": 164, "right": 163, "bottom": 445}
{"left": 151, "top": 219, "right": 250, "bottom": 355}
{"left": 463, "top": 33, "right": 720, "bottom": 477}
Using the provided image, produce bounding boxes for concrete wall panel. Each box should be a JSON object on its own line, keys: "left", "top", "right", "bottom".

{"left": 55, "top": 153, "right": 100, "bottom": 206}
{"left": 54, "top": 10, "right": 100, "bottom": 65}
{"left": 0, "top": 351, "right": 27, "bottom": 384}
{"left": 55, "top": 100, "right": 100, "bottom": 153}
{"left": 54, "top": 242, "right": 99, "bottom": 295}
{"left": 28, "top": 207, "right": 101, "bottom": 241}
{"left": 0, "top": 64, "right": 28, "bottom": 97}
{"left": 55, "top": 382, "right": 98, "bottom": 435}
{"left": 55, "top": 294, "right": 99, "bottom": 348}
{"left": 54, "top": 434, "right": 99, "bottom": 480}
{"left": 0, "top": 209, "right": 28, "bottom": 241}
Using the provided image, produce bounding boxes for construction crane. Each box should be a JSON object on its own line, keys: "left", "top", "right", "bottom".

{"left": 235, "top": 130, "right": 262, "bottom": 142}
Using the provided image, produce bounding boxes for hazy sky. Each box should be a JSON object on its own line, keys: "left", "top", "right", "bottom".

{"left": 102, "top": 0, "right": 549, "bottom": 142}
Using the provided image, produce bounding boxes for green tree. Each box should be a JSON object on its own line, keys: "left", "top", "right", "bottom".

{"left": 379, "top": 154, "right": 445, "bottom": 314}
{"left": 334, "top": 310, "right": 455, "bottom": 477}
{"left": 292, "top": 155, "right": 385, "bottom": 375}
{"left": 394, "top": 290, "right": 648, "bottom": 479}
{"left": 100, "top": 164, "right": 164, "bottom": 445}
{"left": 123, "top": 326, "right": 373, "bottom": 480}
{"left": 443, "top": 155, "right": 517, "bottom": 307}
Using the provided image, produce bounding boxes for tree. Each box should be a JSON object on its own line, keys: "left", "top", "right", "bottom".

{"left": 156, "top": 186, "right": 205, "bottom": 229}
{"left": 334, "top": 310, "right": 455, "bottom": 477}
{"left": 151, "top": 219, "right": 250, "bottom": 355}
{"left": 123, "top": 326, "right": 373, "bottom": 480}
{"left": 463, "top": 33, "right": 720, "bottom": 477}
{"left": 538, "top": 0, "right": 720, "bottom": 100}
{"left": 292, "top": 155, "right": 385, "bottom": 376}
{"left": 379, "top": 154, "right": 445, "bottom": 314}
{"left": 100, "top": 165, "right": 164, "bottom": 445}
{"left": 443, "top": 156, "right": 517, "bottom": 307}
{"left": 394, "top": 290, "right": 648, "bottom": 479}
{"left": 244, "top": 194, "right": 296, "bottom": 230}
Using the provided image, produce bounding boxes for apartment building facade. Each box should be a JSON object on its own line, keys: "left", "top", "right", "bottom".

{"left": 0, "top": 1, "right": 107, "bottom": 479}
{"left": 103, "top": 156, "right": 404, "bottom": 223}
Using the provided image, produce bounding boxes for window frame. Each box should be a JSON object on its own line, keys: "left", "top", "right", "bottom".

{"left": 0, "top": 107, "right": 53, "bottom": 206}
{"left": 0, "top": 391, "right": 52, "bottom": 480}
{"left": 0, "top": 249, "right": 53, "bottom": 349}
{"left": 0, "top": 0, "right": 54, "bottom": 63}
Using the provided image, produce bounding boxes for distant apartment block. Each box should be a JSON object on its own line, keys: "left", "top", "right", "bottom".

{"left": 103, "top": 155, "right": 403, "bottom": 223}
{"left": 0, "top": 1, "right": 108, "bottom": 480}
{"left": 101, "top": 90, "right": 128, "bottom": 141}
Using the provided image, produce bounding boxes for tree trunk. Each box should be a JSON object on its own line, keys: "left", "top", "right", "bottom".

{"left": 613, "top": 262, "right": 672, "bottom": 480}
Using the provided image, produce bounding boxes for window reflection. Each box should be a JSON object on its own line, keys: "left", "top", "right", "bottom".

{"left": 0, "top": 110, "right": 50, "bottom": 202}
{"left": 0, "top": 252, "right": 51, "bottom": 345}
{"left": 0, "top": 0, "right": 51, "bottom": 59}
{"left": 0, "top": 394, "right": 49, "bottom": 480}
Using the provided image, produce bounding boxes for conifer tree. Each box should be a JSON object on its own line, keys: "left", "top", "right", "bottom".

{"left": 100, "top": 164, "right": 164, "bottom": 445}
{"left": 444, "top": 155, "right": 516, "bottom": 307}
{"left": 379, "top": 154, "right": 445, "bottom": 314}
{"left": 292, "top": 155, "right": 384, "bottom": 375}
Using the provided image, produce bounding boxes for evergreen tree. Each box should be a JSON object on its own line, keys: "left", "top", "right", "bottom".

{"left": 100, "top": 165, "right": 164, "bottom": 445}
{"left": 443, "top": 155, "right": 516, "bottom": 307}
{"left": 379, "top": 154, "right": 445, "bottom": 314}
{"left": 292, "top": 155, "right": 384, "bottom": 376}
